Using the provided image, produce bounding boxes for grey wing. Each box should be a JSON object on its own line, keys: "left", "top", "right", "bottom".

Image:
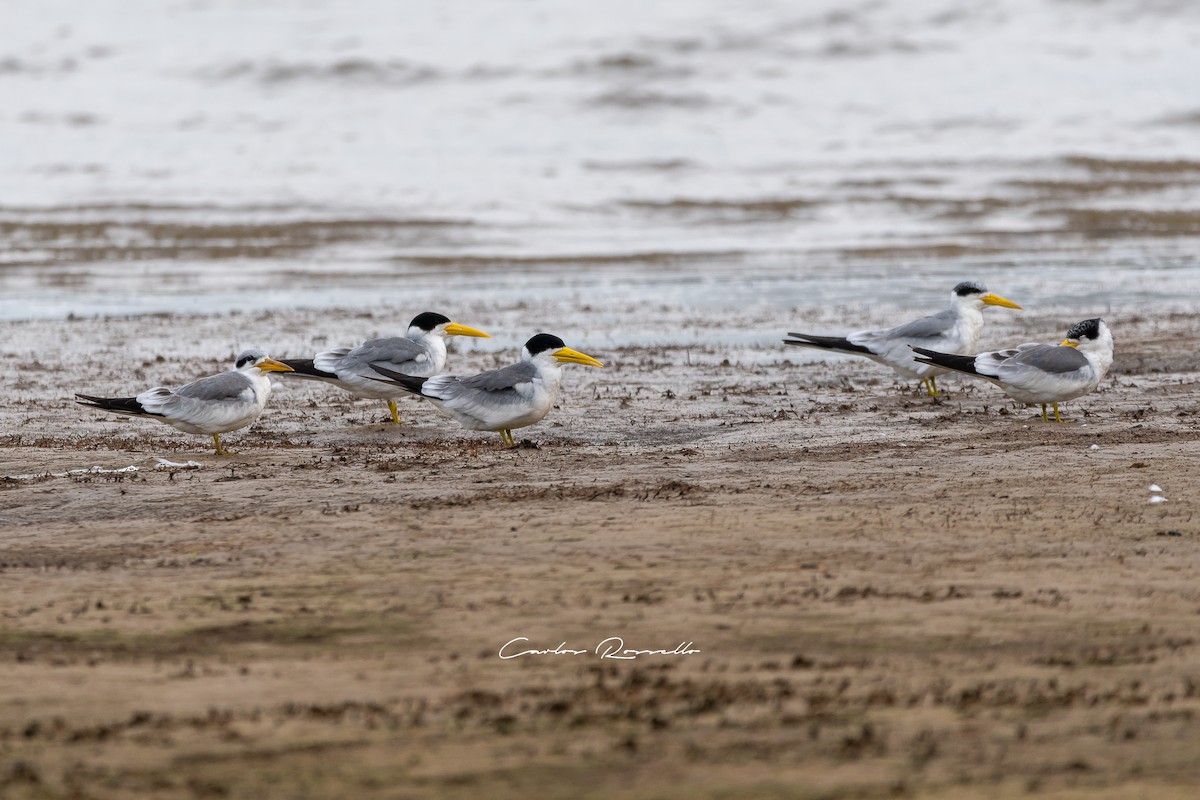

{"left": 884, "top": 309, "right": 956, "bottom": 342}
{"left": 974, "top": 344, "right": 1039, "bottom": 372}
{"left": 174, "top": 371, "right": 255, "bottom": 401}
{"left": 459, "top": 362, "right": 539, "bottom": 392}
{"left": 135, "top": 371, "right": 256, "bottom": 422}
{"left": 1009, "top": 345, "right": 1090, "bottom": 374}
{"left": 849, "top": 309, "right": 958, "bottom": 370}
{"left": 314, "top": 337, "right": 429, "bottom": 378}
{"left": 423, "top": 368, "right": 540, "bottom": 425}
{"left": 422, "top": 362, "right": 538, "bottom": 412}
{"left": 346, "top": 336, "right": 427, "bottom": 372}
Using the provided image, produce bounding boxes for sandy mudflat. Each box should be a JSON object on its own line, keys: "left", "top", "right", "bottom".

{"left": 2, "top": 304, "right": 1200, "bottom": 799}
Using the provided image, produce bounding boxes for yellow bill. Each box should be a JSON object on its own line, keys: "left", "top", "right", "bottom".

{"left": 553, "top": 347, "right": 604, "bottom": 367}
{"left": 1060, "top": 339, "right": 1079, "bottom": 347}
{"left": 445, "top": 322, "right": 491, "bottom": 338}
{"left": 981, "top": 293, "right": 1022, "bottom": 310}
{"left": 257, "top": 358, "right": 295, "bottom": 373}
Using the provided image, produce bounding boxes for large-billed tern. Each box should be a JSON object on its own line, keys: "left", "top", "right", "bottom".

{"left": 75, "top": 349, "right": 294, "bottom": 455}
{"left": 279, "top": 312, "right": 490, "bottom": 424}
{"left": 367, "top": 333, "right": 603, "bottom": 446}
{"left": 911, "top": 318, "right": 1114, "bottom": 422}
{"left": 784, "top": 281, "right": 1022, "bottom": 396}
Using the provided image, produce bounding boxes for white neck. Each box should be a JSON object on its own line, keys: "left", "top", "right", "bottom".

{"left": 1079, "top": 331, "right": 1114, "bottom": 378}
{"left": 409, "top": 328, "right": 449, "bottom": 372}
{"left": 243, "top": 367, "right": 275, "bottom": 403}
{"left": 530, "top": 353, "right": 564, "bottom": 389}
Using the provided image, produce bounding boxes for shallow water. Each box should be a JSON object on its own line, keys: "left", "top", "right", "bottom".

{"left": 3, "top": 0, "right": 1200, "bottom": 327}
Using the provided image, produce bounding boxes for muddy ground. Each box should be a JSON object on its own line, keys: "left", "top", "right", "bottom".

{"left": 2, "top": 305, "right": 1199, "bottom": 799}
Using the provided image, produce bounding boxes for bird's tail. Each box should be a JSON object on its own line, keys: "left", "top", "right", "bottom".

{"left": 910, "top": 346, "right": 979, "bottom": 376}
{"left": 366, "top": 365, "right": 428, "bottom": 395}
{"left": 783, "top": 333, "right": 873, "bottom": 355}
{"left": 277, "top": 359, "right": 338, "bottom": 380}
{"left": 75, "top": 394, "right": 158, "bottom": 417}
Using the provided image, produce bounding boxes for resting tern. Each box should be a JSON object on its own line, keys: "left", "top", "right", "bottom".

{"left": 280, "top": 312, "right": 490, "bottom": 423}
{"left": 75, "top": 349, "right": 294, "bottom": 455}
{"left": 911, "top": 318, "right": 1113, "bottom": 422}
{"left": 367, "top": 333, "right": 603, "bottom": 446}
{"left": 784, "top": 281, "right": 1022, "bottom": 396}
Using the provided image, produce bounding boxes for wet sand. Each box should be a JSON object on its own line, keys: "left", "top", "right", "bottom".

{"left": 2, "top": 305, "right": 1200, "bottom": 799}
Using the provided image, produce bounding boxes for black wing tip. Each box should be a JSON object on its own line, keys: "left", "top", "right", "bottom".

{"left": 74, "top": 394, "right": 150, "bottom": 414}
{"left": 784, "top": 332, "right": 813, "bottom": 343}
{"left": 278, "top": 359, "right": 337, "bottom": 379}
{"left": 367, "top": 365, "right": 428, "bottom": 394}
{"left": 783, "top": 334, "right": 872, "bottom": 355}
{"left": 908, "top": 346, "right": 979, "bottom": 375}
{"left": 75, "top": 392, "right": 118, "bottom": 406}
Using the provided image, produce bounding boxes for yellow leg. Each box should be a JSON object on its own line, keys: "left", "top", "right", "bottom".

{"left": 499, "top": 429, "right": 516, "bottom": 447}
{"left": 1053, "top": 403, "right": 1063, "bottom": 423}
{"left": 1041, "top": 404, "right": 1048, "bottom": 423}
{"left": 212, "top": 433, "right": 229, "bottom": 456}
{"left": 387, "top": 400, "right": 403, "bottom": 425}
{"left": 930, "top": 375, "right": 939, "bottom": 395}
{"left": 923, "top": 377, "right": 941, "bottom": 398}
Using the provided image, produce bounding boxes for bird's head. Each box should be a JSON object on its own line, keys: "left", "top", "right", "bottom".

{"left": 408, "top": 312, "right": 491, "bottom": 340}
{"left": 522, "top": 333, "right": 604, "bottom": 368}
{"left": 952, "top": 280, "right": 1022, "bottom": 311}
{"left": 1060, "top": 318, "right": 1111, "bottom": 352}
{"left": 235, "top": 349, "right": 293, "bottom": 374}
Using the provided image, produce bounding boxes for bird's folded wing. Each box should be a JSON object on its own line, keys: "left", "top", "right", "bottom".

{"left": 878, "top": 309, "right": 956, "bottom": 343}
{"left": 458, "top": 362, "right": 538, "bottom": 392}
{"left": 852, "top": 310, "right": 957, "bottom": 364}
{"left": 426, "top": 377, "right": 536, "bottom": 421}
{"left": 338, "top": 337, "right": 428, "bottom": 375}
{"left": 1008, "top": 345, "right": 1090, "bottom": 374}
{"left": 173, "top": 371, "right": 255, "bottom": 401}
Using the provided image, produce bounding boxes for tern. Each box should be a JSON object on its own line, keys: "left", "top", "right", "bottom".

{"left": 280, "top": 312, "right": 490, "bottom": 423}
{"left": 75, "top": 349, "right": 294, "bottom": 455}
{"left": 911, "top": 318, "right": 1113, "bottom": 422}
{"left": 367, "top": 333, "right": 603, "bottom": 446}
{"left": 784, "top": 281, "right": 1022, "bottom": 396}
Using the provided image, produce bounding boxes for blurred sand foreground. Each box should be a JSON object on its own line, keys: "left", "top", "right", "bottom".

{"left": 2, "top": 305, "right": 1199, "bottom": 799}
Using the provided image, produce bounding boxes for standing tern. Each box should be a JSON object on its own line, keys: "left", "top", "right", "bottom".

{"left": 367, "top": 333, "right": 603, "bottom": 446}
{"left": 75, "top": 349, "right": 294, "bottom": 455}
{"left": 279, "top": 312, "right": 490, "bottom": 424}
{"left": 784, "top": 281, "right": 1022, "bottom": 396}
{"left": 911, "top": 318, "right": 1113, "bottom": 422}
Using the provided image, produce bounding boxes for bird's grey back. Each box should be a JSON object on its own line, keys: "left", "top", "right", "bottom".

{"left": 1009, "top": 345, "right": 1090, "bottom": 374}
{"left": 460, "top": 361, "right": 538, "bottom": 391}
{"left": 175, "top": 371, "right": 254, "bottom": 401}
{"left": 885, "top": 309, "right": 956, "bottom": 340}
{"left": 348, "top": 336, "right": 424, "bottom": 367}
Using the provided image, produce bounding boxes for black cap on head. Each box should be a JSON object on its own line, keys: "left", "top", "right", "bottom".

{"left": 409, "top": 312, "right": 452, "bottom": 332}
{"left": 953, "top": 281, "right": 987, "bottom": 297}
{"left": 1065, "top": 318, "right": 1103, "bottom": 341}
{"left": 235, "top": 348, "right": 266, "bottom": 369}
{"left": 524, "top": 333, "right": 566, "bottom": 356}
